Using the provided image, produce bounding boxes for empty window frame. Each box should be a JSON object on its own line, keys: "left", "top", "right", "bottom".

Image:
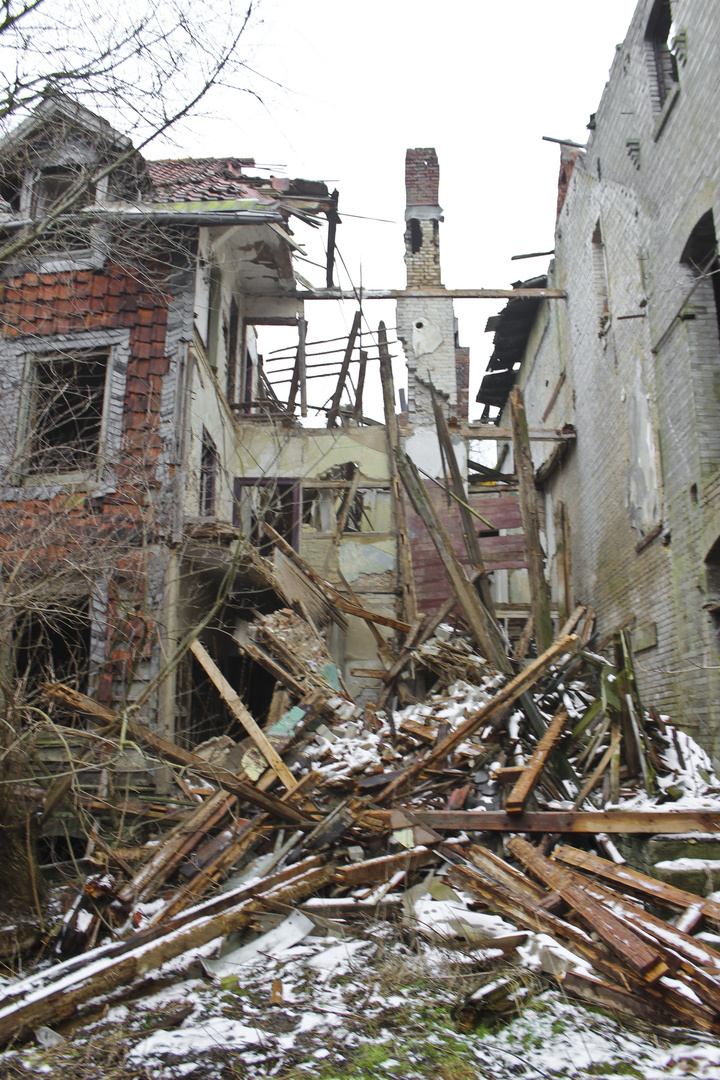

{"left": 14, "top": 598, "right": 91, "bottom": 705}
{"left": 26, "top": 348, "right": 108, "bottom": 474}
{"left": 233, "top": 478, "right": 300, "bottom": 552}
{"left": 199, "top": 427, "right": 219, "bottom": 516}
{"left": 645, "top": 0, "right": 678, "bottom": 112}
{"left": 681, "top": 210, "right": 720, "bottom": 343}
{"left": 30, "top": 166, "right": 96, "bottom": 252}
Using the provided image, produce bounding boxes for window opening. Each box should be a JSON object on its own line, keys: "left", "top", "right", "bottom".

{"left": 14, "top": 599, "right": 91, "bottom": 710}
{"left": 31, "top": 166, "right": 95, "bottom": 251}
{"left": 199, "top": 427, "right": 218, "bottom": 517}
{"left": 645, "top": 0, "right": 678, "bottom": 112}
{"left": 234, "top": 477, "right": 300, "bottom": 552}
{"left": 591, "top": 221, "right": 611, "bottom": 336}
{"left": 681, "top": 210, "right": 720, "bottom": 344}
{"left": 28, "top": 349, "right": 107, "bottom": 474}
{"left": 409, "top": 218, "right": 423, "bottom": 253}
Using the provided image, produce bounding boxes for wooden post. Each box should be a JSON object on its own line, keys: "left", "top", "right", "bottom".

{"left": 353, "top": 349, "right": 367, "bottom": 422}
{"left": 327, "top": 310, "right": 361, "bottom": 427}
{"left": 395, "top": 447, "right": 510, "bottom": 672}
{"left": 378, "top": 321, "right": 418, "bottom": 626}
{"left": 510, "top": 386, "right": 553, "bottom": 653}
{"left": 554, "top": 499, "right": 572, "bottom": 622}
{"left": 190, "top": 640, "right": 296, "bottom": 791}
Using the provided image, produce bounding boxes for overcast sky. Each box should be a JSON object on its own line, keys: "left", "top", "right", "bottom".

{"left": 155, "top": 0, "right": 639, "bottom": 421}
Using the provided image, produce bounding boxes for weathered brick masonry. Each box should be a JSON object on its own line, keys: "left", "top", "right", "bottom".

{"left": 0, "top": 258, "right": 175, "bottom": 713}
{"left": 495, "top": 0, "right": 720, "bottom": 760}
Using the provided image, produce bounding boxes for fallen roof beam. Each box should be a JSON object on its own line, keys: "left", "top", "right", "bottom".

{"left": 285, "top": 287, "right": 567, "bottom": 301}
{"left": 362, "top": 809, "right": 720, "bottom": 834}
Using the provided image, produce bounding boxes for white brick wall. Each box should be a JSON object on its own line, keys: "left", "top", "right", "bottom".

{"left": 505, "top": 0, "right": 720, "bottom": 760}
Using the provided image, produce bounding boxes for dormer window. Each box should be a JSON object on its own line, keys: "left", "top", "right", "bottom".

{"left": 30, "top": 166, "right": 95, "bottom": 252}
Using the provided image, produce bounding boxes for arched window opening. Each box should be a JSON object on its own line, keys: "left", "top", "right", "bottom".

{"left": 681, "top": 210, "right": 720, "bottom": 346}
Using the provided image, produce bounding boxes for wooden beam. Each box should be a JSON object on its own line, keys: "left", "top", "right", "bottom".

{"left": 553, "top": 845, "right": 720, "bottom": 929}
{"left": 506, "top": 837, "right": 668, "bottom": 981}
{"left": 378, "top": 633, "right": 579, "bottom": 803}
{"left": 395, "top": 448, "right": 509, "bottom": 670}
{"left": 510, "top": 386, "right": 553, "bottom": 652}
{"left": 363, "top": 808, "right": 720, "bottom": 834}
{"left": 288, "top": 287, "right": 568, "bottom": 301}
{"left": 327, "top": 309, "right": 361, "bottom": 427}
{"left": 43, "top": 683, "right": 308, "bottom": 824}
{"left": 432, "top": 392, "right": 502, "bottom": 633}
{"left": 378, "top": 320, "right": 418, "bottom": 626}
{"left": 353, "top": 349, "right": 367, "bottom": 422}
{"left": 505, "top": 709, "right": 568, "bottom": 814}
{"left": 190, "top": 640, "right": 296, "bottom": 791}
{"left": 453, "top": 425, "right": 576, "bottom": 442}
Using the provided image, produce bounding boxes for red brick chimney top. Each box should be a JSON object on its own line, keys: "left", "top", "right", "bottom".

{"left": 405, "top": 148, "right": 439, "bottom": 206}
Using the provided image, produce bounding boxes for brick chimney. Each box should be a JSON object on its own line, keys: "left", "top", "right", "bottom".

{"left": 404, "top": 148, "right": 442, "bottom": 287}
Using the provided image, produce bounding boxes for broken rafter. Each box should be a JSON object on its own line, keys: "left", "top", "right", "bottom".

{"left": 326, "top": 309, "right": 362, "bottom": 427}
{"left": 43, "top": 683, "right": 309, "bottom": 824}
{"left": 290, "top": 287, "right": 568, "bottom": 301}
{"left": 378, "top": 633, "right": 579, "bottom": 802}
{"left": 363, "top": 808, "right": 720, "bottom": 834}
{"left": 505, "top": 708, "right": 568, "bottom": 814}
{"left": 510, "top": 386, "right": 553, "bottom": 652}
{"left": 190, "top": 639, "right": 296, "bottom": 791}
{"left": 394, "top": 447, "right": 510, "bottom": 672}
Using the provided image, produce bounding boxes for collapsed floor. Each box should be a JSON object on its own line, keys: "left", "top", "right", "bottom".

{"left": 4, "top": 549, "right": 720, "bottom": 1078}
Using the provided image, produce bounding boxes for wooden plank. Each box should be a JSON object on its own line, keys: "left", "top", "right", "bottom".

{"left": 571, "top": 724, "right": 622, "bottom": 809}
{"left": 448, "top": 863, "right": 718, "bottom": 1032}
{"left": 510, "top": 386, "right": 553, "bottom": 652}
{"left": 0, "top": 862, "right": 334, "bottom": 1048}
{"left": 466, "top": 844, "right": 549, "bottom": 904}
{"left": 395, "top": 447, "right": 510, "bottom": 670}
{"left": 190, "top": 640, "right": 296, "bottom": 791}
{"left": 559, "top": 971, "right": 686, "bottom": 1028}
{"left": 353, "top": 349, "right": 367, "bottom": 422}
{"left": 506, "top": 837, "right": 668, "bottom": 981}
{"left": 553, "top": 845, "right": 720, "bottom": 929}
{"left": 433, "top": 393, "right": 498, "bottom": 625}
{"left": 378, "top": 633, "right": 579, "bottom": 804}
{"left": 330, "top": 596, "right": 411, "bottom": 632}
{"left": 378, "top": 319, "right": 418, "bottom": 626}
{"left": 505, "top": 709, "right": 568, "bottom": 814}
{"left": 554, "top": 858, "right": 720, "bottom": 983}
{"left": 117, "top": 790, "right": 234, "bottom": 906}
{"left": 333, "top": 847, "right": 438, "bottom": 888}
{"left": 44, "top": 683, "right": 309, "bottom": 824}
{"left": 327, "top": 309, "right": 361, "bottom": 427}
{"left": 362, "top": 808, "right": 720, "bottom": 835}
{"left": 294, "top": 287, "right": 568, "bottom": 301}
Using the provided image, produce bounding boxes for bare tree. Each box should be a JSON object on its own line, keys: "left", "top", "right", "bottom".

{"left": 0, "top": 0, "right": 259, "bottom": 265}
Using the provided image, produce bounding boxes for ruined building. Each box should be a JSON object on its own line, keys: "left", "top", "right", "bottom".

{"left": 479, "top": 0, "right": 720, "bottom": 761}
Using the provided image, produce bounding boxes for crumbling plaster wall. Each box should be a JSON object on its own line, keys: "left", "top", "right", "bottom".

{"left": 504, "top": 0, "right": 720, "bottom": 757}
{"left": 231, "top": 423, "right": 397, "bottom": 702}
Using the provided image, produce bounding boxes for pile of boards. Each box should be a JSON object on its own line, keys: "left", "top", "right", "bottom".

{"left": 4, "top": 581, "right": 720, "bottom": 1047}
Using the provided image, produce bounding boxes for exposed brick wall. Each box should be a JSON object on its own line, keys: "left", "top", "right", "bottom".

{"left": 405, "top": 148, "right": 439, "bottom": 206}
{"left": 0, "top": 262, "right": 175, "bottom": 718}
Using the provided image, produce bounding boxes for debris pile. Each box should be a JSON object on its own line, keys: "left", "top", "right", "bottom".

{"left": 3, "top": 568, "right": 720, "bottom": 1057}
